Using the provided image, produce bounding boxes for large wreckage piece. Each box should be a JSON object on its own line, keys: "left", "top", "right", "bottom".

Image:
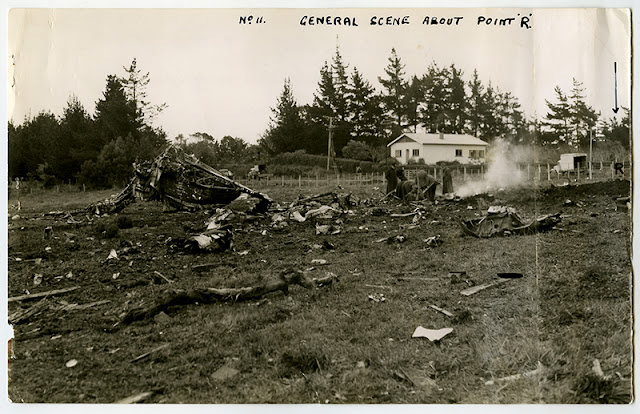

{"left": 459, "top": 206, "right": 561, "bottom": 238}
{"left": 88, "top": 145, "right": 271, "bottom": 214}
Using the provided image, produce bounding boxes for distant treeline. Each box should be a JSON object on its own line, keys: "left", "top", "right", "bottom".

{"left": 8, "top": 50, "right": 631, "bottom": 188}
{"left": 260, "top": 46, "right": 630, "bottom": 161}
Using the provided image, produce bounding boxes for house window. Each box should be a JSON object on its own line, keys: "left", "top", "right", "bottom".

{"left": 469, "top": 150, "right": 477, "bottom": 158}
{"left": 479, "top": 150, "right": 485, "bottom": 158}
{"left": 395, "top": 150, "right": 402, "bottom": 157}
{"left": 455, "top": 149, "right": 462, "bottom": 157}
{"left": 412, "top": 149, "right": 420, "bottom": 157}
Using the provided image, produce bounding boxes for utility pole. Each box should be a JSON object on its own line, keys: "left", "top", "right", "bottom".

{"left": 327, "top": 117, "right": 334, "bottom": 171}
{"left": 589, "top": 127, "right": 593, "bottom": 180}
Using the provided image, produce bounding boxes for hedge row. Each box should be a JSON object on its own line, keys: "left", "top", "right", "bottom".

{"left": 270, "top": 151, "right": 385, "bottom": 174}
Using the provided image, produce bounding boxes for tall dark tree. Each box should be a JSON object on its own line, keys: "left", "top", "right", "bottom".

{"left": 568, "top": 78, "right": 598, "bottom": 148}
{"left": 57, "top": 95, "right": 94, "bottom": 180}
{"left": 478, "top": 83, "right": 499, "bottom": 140}
{"left": 378, "top": 48, "right": 407, "bottom": 130}
{"left": 94, "top": 74, "right": 137, "bottom": 144}
{"left": 331, "top": 44, "right": 350, "bottom": 122}
{"left": 347, "top": 67, "right": 386, "bottom": 144}
{"left": 420, "top": 63, "right": 449, "bottom": 133}
{"left": 404, "top": 75, "right": 423, "bottom": 133}
{"left": 260, "top": 78, "right": 307, "bottom": 154}
{"left": 467, "top": 69, "right": 485, "bottom": 137}
{"left": 544, "top": 86, "right": 572, "bottom": 145}
{"left": 447, "top": 64, "right": 467, "bottom": 133}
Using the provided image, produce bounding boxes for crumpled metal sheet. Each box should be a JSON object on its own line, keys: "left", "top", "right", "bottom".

{"left": 459, "top": 206, "right": 561, "bottom": 238}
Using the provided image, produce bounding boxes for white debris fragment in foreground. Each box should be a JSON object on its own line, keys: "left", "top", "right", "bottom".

{"left": 412, "top": 326, "right": 453, "bottom": 341}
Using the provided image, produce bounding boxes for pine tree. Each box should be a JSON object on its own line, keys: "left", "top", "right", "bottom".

{"left": 447, "top": 64, "right": 467, "bottom": 133}
{"left": 260, "top": 78, "right": 306, "bottom": 154}
{"left": 348, "top": 67, "right": 384, "bottom": 143}
{"left": 420, "top": 63, "right": 449, "bottom": 133}
{"left": 404, "top": 76, "right": 422, "bottom": 133}
{"left": 121, "top": 58, "right": 167, "bottom": 127}
{"left": 467, "top": 69, "right": 485, "bottom": 137}
{"left": 58, "top": 95, "right": 94, "bottom": 179}
{"left": 544, "top": 86, "right": 572, "bottom": 145}
{"left": 568, "top": 78, "right": 598, "bottom": 148}
{"left": 94, "top": 74, "right": 137, "bottom": 143}
{"left": 331, "top": 44, "right": 350, "bottom": 122}
{"left": 378, "top": 48, "right": 407, "bottom": 130}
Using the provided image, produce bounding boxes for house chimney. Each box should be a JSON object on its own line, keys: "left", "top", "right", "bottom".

{"left": 439, "top": 132, "right": 444, "bottom": 140}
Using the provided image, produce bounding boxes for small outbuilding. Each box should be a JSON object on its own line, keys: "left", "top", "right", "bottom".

{"left": 387, "top": 132, "right": 489, "bottom": 165}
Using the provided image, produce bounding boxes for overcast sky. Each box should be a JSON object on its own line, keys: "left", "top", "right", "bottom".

{"left": 7, "top": 6, "right": 631, "bottom": 144}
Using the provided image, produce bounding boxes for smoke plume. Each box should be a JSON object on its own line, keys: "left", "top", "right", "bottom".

{"left": 456, "top": 139, "right": 528, "bottom": 198}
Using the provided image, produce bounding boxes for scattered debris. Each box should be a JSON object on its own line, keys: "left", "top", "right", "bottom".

{"left": 412, "top": 326, "right": 453, "bottom": 341}
{"left": 153, "top": 271, "right": 174, "bottom": 284}
{"left": 592, "top": 359, "right": 609, "bottom": 380}
{"left": 153, "top": 311, "right": 172, "bottom": 324}
{"left": 497, "top": 272, "right": 523, "bottom": 279}
{"left": 459, "top": 206, "right": 561, "bottom": 238}
{"left": 43, "top": 226, "right": 53, "bottom": 240}
{"left": 315, "top": 223, "right": 341, "bottom": 235}
{"left": 485, "top": 362, "right": 545, "bottom": 385}
{"left": 394, "top": 367, "right": 437, "bottom": 389}
{"left": 615, "top": 196, "right": 630, "bottom": 213}
{"left": 375, "top": 235, "right": 406, "bottom": 244}
{"left": 130, "top": 344, "right": 170, "bottom": 363}
{"left": 8, "top": 297, "right": 49, "bottom": 324}
{"left": 32, "top": 274, "right": 43, "bottom": 286}
{"left": 429, "top": 305, "right": 454, "bottom": 317}
{"left": 8, "top": 286, "right": 80, "bottom": 303}
{"left": 65, "top": 359, "right": 78, "bottom": 368}
{"left": 114, "top": 391, "right": 155, "bottom": 404}
{"left": 106, "top": 249, "right": 118, "bottom": 261}
{"left": 460, "top": 279, "right": 510, "bottom": 296}
{"left": 424, "top": 235, "right": 443, "bottom": 247}
{"left": 368, "top": 293, "right": 386, "bottom": 303}
{"left": 211, "top": 365, "right": 240, "bottom": 381}
{"left": 311, "top": 259, "right": 328, "bottom": 265}
{"left": 390, "top": 212, "right": 418, "bottom": 218}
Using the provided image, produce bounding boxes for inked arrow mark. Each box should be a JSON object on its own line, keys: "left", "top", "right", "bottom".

{"left": 613, "top": 62, "right": 619, "bottom": 114}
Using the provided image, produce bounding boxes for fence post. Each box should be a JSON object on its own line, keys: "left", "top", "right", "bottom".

{"left": 83, "top": 184, "right": 86, "bottom": 192}
{"left": 611, "top": 162, "right": 615, "bottom": 179}
{"left": 577, "top": 165, "right": 580, "bottom": 181}
{"left": 538, "top": 164, "right": 541, "bottom": 181}
{"left": 600, "top": 161, "right": 603, "bottom": 170}
{"left": 463, "top": 166, "right": 467, "bottom": 181}
{"left": 481, "top": 165, "right": 484, "bottom": 179}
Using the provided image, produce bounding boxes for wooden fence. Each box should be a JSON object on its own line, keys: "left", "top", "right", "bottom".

{"left": 238, "top": 161, "right": 631, "bottom": 189}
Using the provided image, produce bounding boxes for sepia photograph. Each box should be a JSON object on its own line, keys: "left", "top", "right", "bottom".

{"left": 4, "top": 3, "right": 634, "bottom": 406}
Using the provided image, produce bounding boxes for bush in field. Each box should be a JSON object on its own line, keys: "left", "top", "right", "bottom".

{"left": 342, "top": 140, "right": 375, "bottom": 161}
{"left": 79, "top": 130, "right": 166, "bottom": 188}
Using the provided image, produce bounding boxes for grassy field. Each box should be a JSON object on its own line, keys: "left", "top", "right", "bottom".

{"left": 6, "top": 179, "right": 633, "bottom": 404}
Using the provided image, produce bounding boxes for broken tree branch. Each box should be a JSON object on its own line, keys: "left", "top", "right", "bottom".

{"left": 121, "top": 270, "right": 336, "bottom": 324}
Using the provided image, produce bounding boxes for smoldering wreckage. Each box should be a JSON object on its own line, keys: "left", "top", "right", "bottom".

{"left": 10, "top": 145, "right": 567, "bottom": 328}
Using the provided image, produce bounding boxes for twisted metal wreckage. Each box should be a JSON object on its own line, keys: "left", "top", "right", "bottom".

{"left": 89, "top": 145, "right": 272, "bottom": 215}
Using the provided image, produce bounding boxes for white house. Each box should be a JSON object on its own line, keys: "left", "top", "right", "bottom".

{"left": 387, "top": 133, "right": 490, "bottom": 165}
